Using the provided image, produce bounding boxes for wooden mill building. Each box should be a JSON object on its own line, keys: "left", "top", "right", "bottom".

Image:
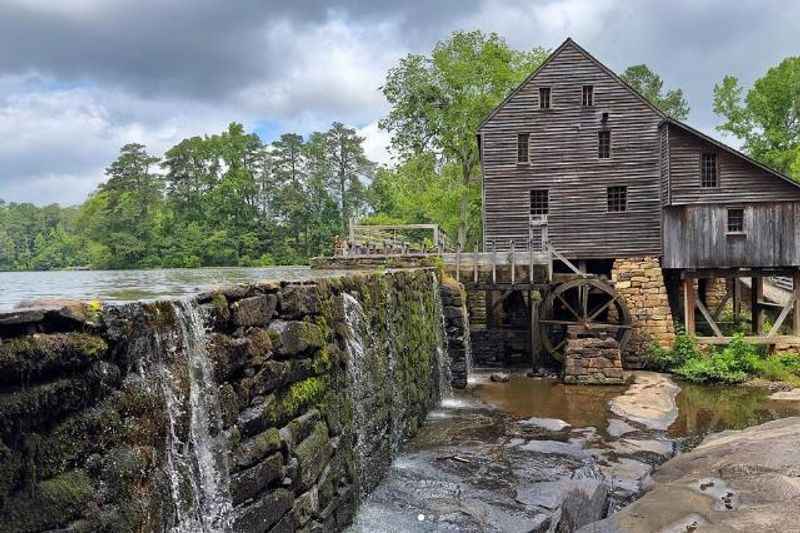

{"left": 475, "top": 37, "right": 800, "bottom": 358}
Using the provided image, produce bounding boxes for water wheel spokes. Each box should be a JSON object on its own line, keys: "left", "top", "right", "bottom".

{"left": 539, "top": 278, "right": 632, "bottom": 362}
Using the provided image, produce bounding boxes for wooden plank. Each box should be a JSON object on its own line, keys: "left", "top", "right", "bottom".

{"left": 752, "top": 277, "right": 763, "bottom": 335}
{"left": 795, "top": 271, "right": 800, "bottom": 335}
{"left": 767, "top": 295, "right": 796, "bottom": 338}
{"left": 696, "top": 335, "right": 800, "bottom": 346}
{"left": 683, "top": 278, "right": 696, "bottom": 335}
{"left": 696, "top": 297, "right": 724, "bottom": 338}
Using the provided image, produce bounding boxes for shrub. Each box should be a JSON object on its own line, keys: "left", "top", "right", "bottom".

{"left": 674, "top": 334, "right": 759, "bottom": 384}
{"left": 645, "top": 331, "right": 699, "bottom": 372}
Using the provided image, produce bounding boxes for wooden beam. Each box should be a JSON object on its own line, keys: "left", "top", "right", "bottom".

{"left": 683, "top": 278, "right": 696, "bottom": 335}
{"left": 711, "top": 281, "right": 733, "bottom": 322}
{"left": 696, "top": 335, "right": 800, "bottom": 346}
{"left": 733, "top": 277, "right": 742, "bottom": 323}
{"left": 767, "top": 295, "right": 796, "bottom": 338}
{"left": 794, "top": 271, "right": 800, "bottom": 335}
{"left": 682, "top": 268, "right": 800, "bottom": 279}
{"left": 696, "top": 297, "right": 724, "bottom": 338}
{"left": 752, "top": 276, "right": 763, "bottom": 335}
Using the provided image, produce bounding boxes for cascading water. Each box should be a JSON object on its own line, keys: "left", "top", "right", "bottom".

{"left": 341, "top": 276, "right": 451, "bottom": 499}
{"left": 137, "top": 300, "right": 232, "bottom": 532}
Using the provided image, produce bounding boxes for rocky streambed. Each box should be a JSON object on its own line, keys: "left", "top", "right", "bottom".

{"left": 349, "top": 371, "right": 800, "bottom": 532}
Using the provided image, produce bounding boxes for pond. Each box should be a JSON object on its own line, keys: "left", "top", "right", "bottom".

{"left": 0, "top": 267, "right": 351, "bottom": 311}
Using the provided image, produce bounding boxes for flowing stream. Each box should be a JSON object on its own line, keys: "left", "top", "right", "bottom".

{"left": 137, "top": 300, "right": 233, "bottom": 532}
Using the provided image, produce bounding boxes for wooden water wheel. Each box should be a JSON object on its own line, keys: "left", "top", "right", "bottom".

{"left": 539, "top": 278, "right": 632, "bottom": 361}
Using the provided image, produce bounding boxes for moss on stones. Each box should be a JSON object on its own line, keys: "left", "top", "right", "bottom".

{"left": 0, "top": 333, "right": 108, "bottom": 385}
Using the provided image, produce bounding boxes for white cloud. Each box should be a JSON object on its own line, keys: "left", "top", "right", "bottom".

{"left": 357, "top": 121, "right": 392, "bottom": 167}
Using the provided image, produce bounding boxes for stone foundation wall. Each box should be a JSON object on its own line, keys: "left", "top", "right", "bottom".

{"left": 0, "top": 270, "right": 449, "bottom": 533}
{"left": 563, "top": 334, "right": 624, "bottom": 385}
{"left": 470, "top": 328, "right": 507, "bottom": 366}
{"left": 440, "top": 278, "right": 472, "bottom": 389}
{"left": 611, "top": 257, "right": 676, "bottom": 368}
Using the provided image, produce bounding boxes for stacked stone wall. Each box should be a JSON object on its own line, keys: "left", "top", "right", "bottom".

{"left": 0, "top": 270, "right": 448, "bottom": 533}
{"left": 440, "top": 278, "right": 472, "bottom": 388}
{"left": 563, "top": 333, "right": 624, "bottom": 385}
{"left": 611, "top": 257, "right": 676, "bottom": 368}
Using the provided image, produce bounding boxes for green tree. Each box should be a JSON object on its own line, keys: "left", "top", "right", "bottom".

{"left": 713, "top": 57, "right": 800, "bottom": 177}
{"left": 621, "top": 64, "right": 690, "bottom": 120}
{"left": 380, "top": 30, "right": 548, "bottom": 247}
{"left": 324, "top": 122, "right": 373, "bottom": 234}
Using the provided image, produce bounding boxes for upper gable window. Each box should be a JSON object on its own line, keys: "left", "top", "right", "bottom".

{"left": 582, "top": 85, "right": 594, "bottom": 107}
{"left": 517, "top": 133, "right": 529, "bottom": 163}
{"left": 598, "top": 130, "right": 611, "bottom": 159}
{"left": 539, "top": 87, "right": 551, "bottom": 110}
{"left": 701, "top": 153, "right": 718, "bottom": 188}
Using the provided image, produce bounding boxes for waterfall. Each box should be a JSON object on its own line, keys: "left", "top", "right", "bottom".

{"left": 137, "top": 300, "right": 232, "bottom": 532}
{"left": 341, "top": 278, "right": 451, "bottom": 499}
{"left": 430, "top": 272, "right": 453, "bottom": 401}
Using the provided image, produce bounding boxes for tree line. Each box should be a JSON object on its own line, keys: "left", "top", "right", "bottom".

{"left": 1, "top": 31, "right": 797, "bottom": 271}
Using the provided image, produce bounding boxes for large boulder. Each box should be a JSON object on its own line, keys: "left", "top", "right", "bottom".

{"left": 580, "top": 417, "right": 800, "bottom": 532}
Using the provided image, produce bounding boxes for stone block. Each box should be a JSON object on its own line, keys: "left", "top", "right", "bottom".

{"left": 232, "top": 294, "right": 278, "bottom": 328}
{"left": 294, "top": 421, "right": 332, "bottom": 491}
{"left": 232, "top": 488, "right": 293, "bottom": 532}
{"left": 231, "top": 452, "right": 284, "bottom": 504}
{"left": 234, "top": 427, "right": 282, "bottom": 470}
{"left": 269, "top": 320, "right": 324, "bottom": 357}
{"left": 279, "top": 286, "right": 319, "bottom": 318}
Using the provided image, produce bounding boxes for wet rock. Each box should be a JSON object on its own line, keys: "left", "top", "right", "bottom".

{"left": 230, "top": 452, "right": 284, "bottom": 504}
{"left": 232, "top": 488, "right": 293, "bottom": 532}
{"left": 609, "top": 372, "right": 680, "bottom": 430}
{"left": 608, "top": 438, "right": 675, "bottom": 463}
{"left": 0, "top": 332, "right": 108, "bottom": 385}
{"left": 580, "top": 417, "right": 800, "bottom": 532}
{"left": 233, "top": 427, "right": 282, "bottom": 471}
{"left": 279, "top": 285, "right": 319, "bottom": 318}
{"left": 291, "top": 486, "right": 320, "bottom": 528}
{"left": 490, "top": 372, "right": 510, "bottom": 383}
{"left": 294, "top": 421, "right": 333, "bottom": 491}
{"left": 606, "top": 418, "right": 636, "bottom": 437}
{"left": 520, "top": 417, "right": 571, "bottom": 432}
{"left": 231, "top": 294, "right": 277, "bottom": 328}
{"left": 268, "top": 320, "right": 324, "bottom": 357}
{"left": 769, "top": 389, "right": 800, "bottom": 401}
{"left": 517, "top": 439, "right": 591, "bottom": 459}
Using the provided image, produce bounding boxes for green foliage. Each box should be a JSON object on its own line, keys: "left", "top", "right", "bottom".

{"left": 379, "top": 30, "right": 548, "bottom": 247}
{"left": 1, "top": 120, "right": 375, "bottom": 270}
{"left": 713, "top": 56, "right": 800, "bottom": 177}
{"left": 621, "top": 64, "right": 690, "bottom": 119}
{"left": 648, "top": 333, "right": 800, "bottom": 385}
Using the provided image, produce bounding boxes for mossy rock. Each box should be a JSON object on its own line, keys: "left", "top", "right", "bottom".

{"left": 0, "top": 333, "right": 108, "bottom": 385}
{"left": 0, "top": 469, "right": 94, "bottom": 533}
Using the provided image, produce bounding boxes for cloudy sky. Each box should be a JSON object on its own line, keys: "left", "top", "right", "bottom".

{"left": 1, "top": 0, "right": 797, "bottom": 206}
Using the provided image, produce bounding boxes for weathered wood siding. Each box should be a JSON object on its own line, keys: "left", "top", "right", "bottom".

{"left": 479, "top": 41, "right": 664, "bottom": 258}
{"left": 659, "top": 123, "right": 670, "bottom": 206}
{"left": 663, "top": 203, "right": 800, "bottom": 268}
{"left": 666, "top": 125, "right": 800, "bottom": 205}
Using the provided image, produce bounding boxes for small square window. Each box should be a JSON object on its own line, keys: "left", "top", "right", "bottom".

{"left": 607, "top": 186, "right": 627, "bottom": 212}
{"left": 517, "top": 133, "right": 529, "bottom": 163}
{"left": 539, "top": 87, "right": 551, "bottom": 109}
{"left": 598, "top": 130, "right": 611, "bottom": 159}
{"left": 702, "top": 153, "right": 718, "bottom": 187}
{"left": 727, "top": 208, "right": 744, "bottom": 233}
{"left": 582, "top": 85, "right": 594, "bottom": 107}
{"left": 530, "top": 190, "right": 548, "bottom": 215}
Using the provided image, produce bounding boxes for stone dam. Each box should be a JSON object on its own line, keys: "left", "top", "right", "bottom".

{"left": 3, "top": 267, "right": 800, "bottom": 532}
{"left": 0, "top": 269, "right": 471, "bottom": 532}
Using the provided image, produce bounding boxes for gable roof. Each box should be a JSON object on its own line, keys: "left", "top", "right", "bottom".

{"left": 477, "top": 37, "right": 666, "bottom": 131}
{"left": 661, "top": 117, "right": 800, "bottom": 191}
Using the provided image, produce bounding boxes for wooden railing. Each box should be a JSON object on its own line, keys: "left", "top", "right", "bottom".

{"left": 340, "top": 222, "right": 451, "bottom": 256}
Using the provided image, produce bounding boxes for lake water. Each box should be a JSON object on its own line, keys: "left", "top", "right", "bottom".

{"left": 0, "top": 267, "right": 352, "bottom": 311}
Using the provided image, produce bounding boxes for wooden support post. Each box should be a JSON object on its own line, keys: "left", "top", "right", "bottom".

{"left": 529, "top": 290, "right": 540, "bottom": 368}
{"left": 683, "top": 278, "right": 696, "bottom": 335}
{"left": 491, "top": 241, "right": 497, "bottom": 285}
{"left": 510, "top": 240, "right": 515, "bottom": 285}
{"left": 733, "top": 277, "right": 742, "bottom": 324}
{"left": 794, "top": 270, "right": 800, "bottom": 335}
{"left": 752, "top": 276, "right": 763, "bottom": 335}
{"left": 456, "top": 248, "right": 461, "bottom": 282}
{"left": 473, "top": 246, "right": 478, "bottom": 285}
{"left": 486, "top": 290, "right": 495, "bottom": 328}
{"left": 698, "top": 278, "right": 708, "bottom": 307}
